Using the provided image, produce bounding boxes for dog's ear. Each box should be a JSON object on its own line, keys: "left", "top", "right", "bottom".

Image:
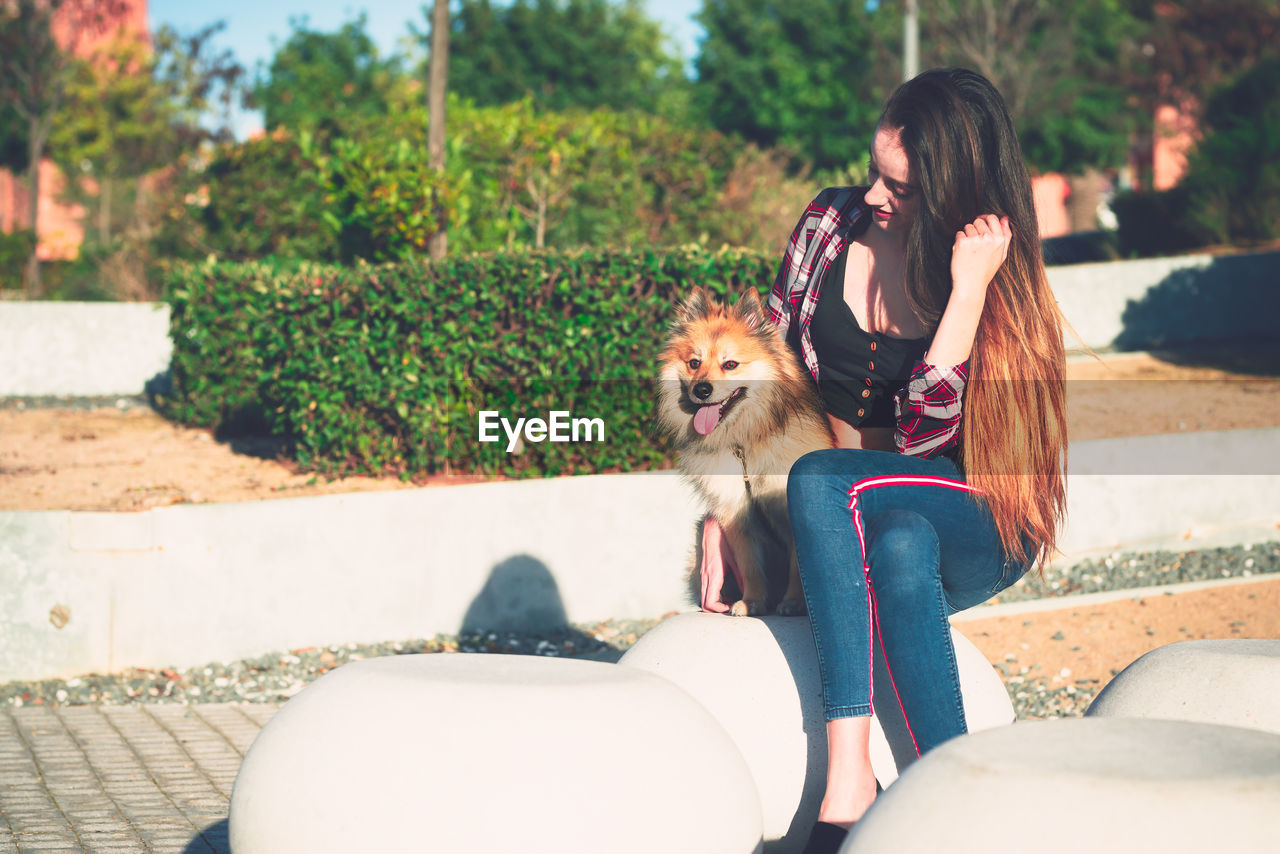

{"left": 734, "top": 287, "right": 766, "bottom": 331}
{"left": 676, "top": 287, "right": 712, "bottom": 323}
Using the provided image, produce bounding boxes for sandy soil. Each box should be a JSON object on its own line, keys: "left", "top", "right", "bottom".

{"left": 963, "top": 577, "right": 1280, "bottom": 689}
{"left": 961, "top": 576, "right": 1280, "bottom": 716}
{"left": 1064, "top": 343, "right": 1280, "bottom": 440}
{"left": 0, "top": 407, "right": 432, "bottom": 512}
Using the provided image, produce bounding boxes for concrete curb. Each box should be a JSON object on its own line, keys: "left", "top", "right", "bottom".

{"left": 0, "top": 301, "right": 171, "bottom": 397}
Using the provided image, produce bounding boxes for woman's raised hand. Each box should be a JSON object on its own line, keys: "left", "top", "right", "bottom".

{"left": 950, "top": 214, "right": 1011, "bottom": 301}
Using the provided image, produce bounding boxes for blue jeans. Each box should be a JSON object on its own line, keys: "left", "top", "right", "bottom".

{"left": 786, "top": 449, "right": 1028, "bottom": 756}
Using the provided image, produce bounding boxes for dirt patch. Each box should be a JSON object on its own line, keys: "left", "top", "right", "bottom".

{"left": 960, "top": 577, "right": 1280, "bottom": 716}
{"left": 0, "top": 408, "right": 489, "bottom": 512}
{"left": 1065, "top": 343, "right": 1280, "bottom": 440}
{"left": 1, "top": 348, "right": 1278, "bottom": 513}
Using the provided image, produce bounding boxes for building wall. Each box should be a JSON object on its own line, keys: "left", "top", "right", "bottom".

{"left": 0, "top": 166, "right": 25, "bottom": 234}
{"left": 0, "top": 0, "right": 147, "bottom": 261}
{"left": 1031, "top": 173, "right": 1072, "bottom": 238}
{"left": 50, "top": 0, "right": 148, "bottom": 57}
{"left": 1153, "top": 102, "right": 1198, "bottom": 192}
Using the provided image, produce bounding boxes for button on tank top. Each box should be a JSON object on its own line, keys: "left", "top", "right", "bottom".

{"left": 808, "top": 244, "right": 930, "bottom": 428}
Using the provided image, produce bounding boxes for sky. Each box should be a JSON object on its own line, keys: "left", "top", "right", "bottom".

{"left": 149, "top": 0, "right": 705, "bottom": 139}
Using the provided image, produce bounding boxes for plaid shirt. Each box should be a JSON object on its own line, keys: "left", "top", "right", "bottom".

{"left": 765, "top": 186, "right": 968, "bottom": 458}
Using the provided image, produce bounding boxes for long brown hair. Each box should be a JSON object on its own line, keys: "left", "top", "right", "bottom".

{"left": 881, "top": 67, "right": 1067, "bottom": 569}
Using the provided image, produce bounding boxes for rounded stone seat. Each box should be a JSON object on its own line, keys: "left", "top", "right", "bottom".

{"left": 845, "top": 717, "right": 1280, "bottom": 854}
{"left": 617, "top": 612, "right": 1012, "bottom": 853}
{"left": 1085, "top": 638, "right": 1280, "bottom": 733}
{"left": 229, "top": 654, "right": 764, "bottom": 854}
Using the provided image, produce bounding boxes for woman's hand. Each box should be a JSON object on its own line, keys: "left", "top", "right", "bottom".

{"left": 699, "top": 514, "right": 744, "bottom": 613}
{"left": 950, "top": 214, "right": 1011, "bottom": 301}
{"left": 924, "top": 214, "right": 1011, "bottom": 366}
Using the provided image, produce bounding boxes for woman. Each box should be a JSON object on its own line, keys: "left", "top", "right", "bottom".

{"left": 703, "top": 68, "right": 1067, "bottom": 853}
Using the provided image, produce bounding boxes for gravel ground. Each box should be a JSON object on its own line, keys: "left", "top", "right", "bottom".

{"left": 999, "top": 672, "right": 1097, "bottom": 720}
{"left": 992, "top": 540, "right": 1280, "bottom": 603}
{"left": 980, "top": 540, "right": 1280, "bottom": 718}
{"left": 0, "top": 394, "right": 152, "bottom": 412}
{"left": 3, "top": 540, "right": 1276, "bottom": 721}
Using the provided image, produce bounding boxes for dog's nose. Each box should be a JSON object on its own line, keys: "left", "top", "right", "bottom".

{"left": 692, "top": 381, "right": 713, "bottom": 401}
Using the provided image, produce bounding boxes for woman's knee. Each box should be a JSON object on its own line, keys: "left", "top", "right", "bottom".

{"left": 788, "top": 448, "right": 843, "bottom": 480}
{"left": 787, "top": 448, "right": 889, "bottom": 502}
{"left": 786, "top": 449, "right": 844, "bottom": 509}
{"left": 865, "top": 510, "right": 940, "bottom": 598}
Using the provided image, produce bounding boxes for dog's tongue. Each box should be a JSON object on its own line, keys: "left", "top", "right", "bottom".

{"left": 693, "top": 402, "right": 722, "bottom": 436}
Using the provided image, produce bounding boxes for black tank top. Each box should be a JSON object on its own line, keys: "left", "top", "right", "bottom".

{"left": 809, "top": 244, "right": 930, "bottom": 428}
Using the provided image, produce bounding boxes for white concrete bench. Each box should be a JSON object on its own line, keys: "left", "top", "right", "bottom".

{"left": 618, "top": 613, "right": 1012, "bottom": 854}
{"left": 846, "top": 717, "right": 1280, "bottom": 853}
{"left": 1085, "top": 638, "right": 1280, "bottom": 733}
{"left": 229, "top": 654, "right": 764, "bottom": 854}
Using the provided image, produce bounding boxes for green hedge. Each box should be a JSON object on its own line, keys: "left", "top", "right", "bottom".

{"left": 160, "top": 246, "right": 776, "bottom": 478}
{"left": 1110, "top": 185, "right": 1204, "bottom": 258}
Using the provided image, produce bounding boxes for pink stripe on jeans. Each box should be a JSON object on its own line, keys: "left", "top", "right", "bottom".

{"left": 844, "top": 473, "right": 982, "bottom": 755}
{"left": 869, "top": 579, "right": 920, "bottom": 757}
{"left": 849, "top": 499, "right": 875, "bottom": 703}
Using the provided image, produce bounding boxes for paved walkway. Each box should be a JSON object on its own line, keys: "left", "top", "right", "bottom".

{"left": 0, "top": 704, "right": 280, "bottom": 854}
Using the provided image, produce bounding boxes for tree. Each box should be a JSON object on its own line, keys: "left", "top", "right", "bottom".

{"left": 1119, "top": 0, "right": 1280, "bottom": 187}
{"left": 1179, "top": 58, "right": 1280, "bottom": 244}
{"left": 920, "top": 0, "right": 1141, "bottom": 176}
{"left": 52, "top": 35, "right": 174, "bottom": 244}
{"left": 436, "top": 0, "right": 689, "bottom": 116}
{"left": 150, "top": 22, "right": 246, "bottom": 148}
{"left": 0, "top": 0, "right": 129, "bottom": 295}
{"left": 0, "top": 102, "right": 27, "bottom": 174}
{"left": 1125, "top": 0, "right": 1280, "bottom": 109}
{"left": 43, "top": 22, "right": 244, "bottom": 298}
{"left": 693, "top": 0, "right": 900, "bottom": 171}
{"left": 50, "top": 23, "right": 243, "bottom": 242}
{"left": 250, "top": 14, "right": 406, "bottom": 133}
{"left": 427, "top": 0, "right": 449, "bottom": 259}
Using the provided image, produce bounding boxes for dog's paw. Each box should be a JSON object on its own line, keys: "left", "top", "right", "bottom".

{"left": 775, "top": 598, "right": 807, "bottom": 617}
{"left": 730, "top": 598, "right": 767, "bottom": 617}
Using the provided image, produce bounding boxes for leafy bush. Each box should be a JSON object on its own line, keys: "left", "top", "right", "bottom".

{"left": 0, "top": 229, "right": 34, "bottom": 292}
{"left": 160, "top": 245, "right": 776, "bottom": 478}
{"left": 307, "top": 129, "right": 451, "bottom": 263}
{"left": 1180, "top": 58, "right": 1280, "bottom": 245}
{"left": 443, "top": 97, "right": 639, "bottom": 252}
{"left": 1110, "top": 185, "right": 1205, "bottom": 258}
{"left": 186, "top": 128, "right": 335, "bottom": 262}
{"left": 169, "top": 96, "right": 794, "bottom": 266}
{"left": 715, "top": 146, "right": 869, "bottom": 255}
{"left": 606, "top": 111, "right": 739, "bottom": 246}
{"left": 38, "top": 249, "right": 119, "bottom": 301}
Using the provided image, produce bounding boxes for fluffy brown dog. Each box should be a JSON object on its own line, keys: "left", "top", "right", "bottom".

{"left": 657, "top": 287, "right": 835, "bottom": 616}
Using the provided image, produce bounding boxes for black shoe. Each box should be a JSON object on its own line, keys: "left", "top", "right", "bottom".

{"left": 803, "top": 781, "right": 881, "bottom": 853}
{"left": 801, "top": 821, "right": 849, "bottom": 854}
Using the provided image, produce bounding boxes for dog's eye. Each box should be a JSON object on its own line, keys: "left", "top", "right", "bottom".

{"left": 722, "top": 360, "right": 739, "bottom": 370}
{"left": 687, "top": 358, "right": 701, "bottom": 370}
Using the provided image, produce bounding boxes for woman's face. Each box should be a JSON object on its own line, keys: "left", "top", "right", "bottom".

{"left": 863, "top": 125, "right": 919, "bottom": 238}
